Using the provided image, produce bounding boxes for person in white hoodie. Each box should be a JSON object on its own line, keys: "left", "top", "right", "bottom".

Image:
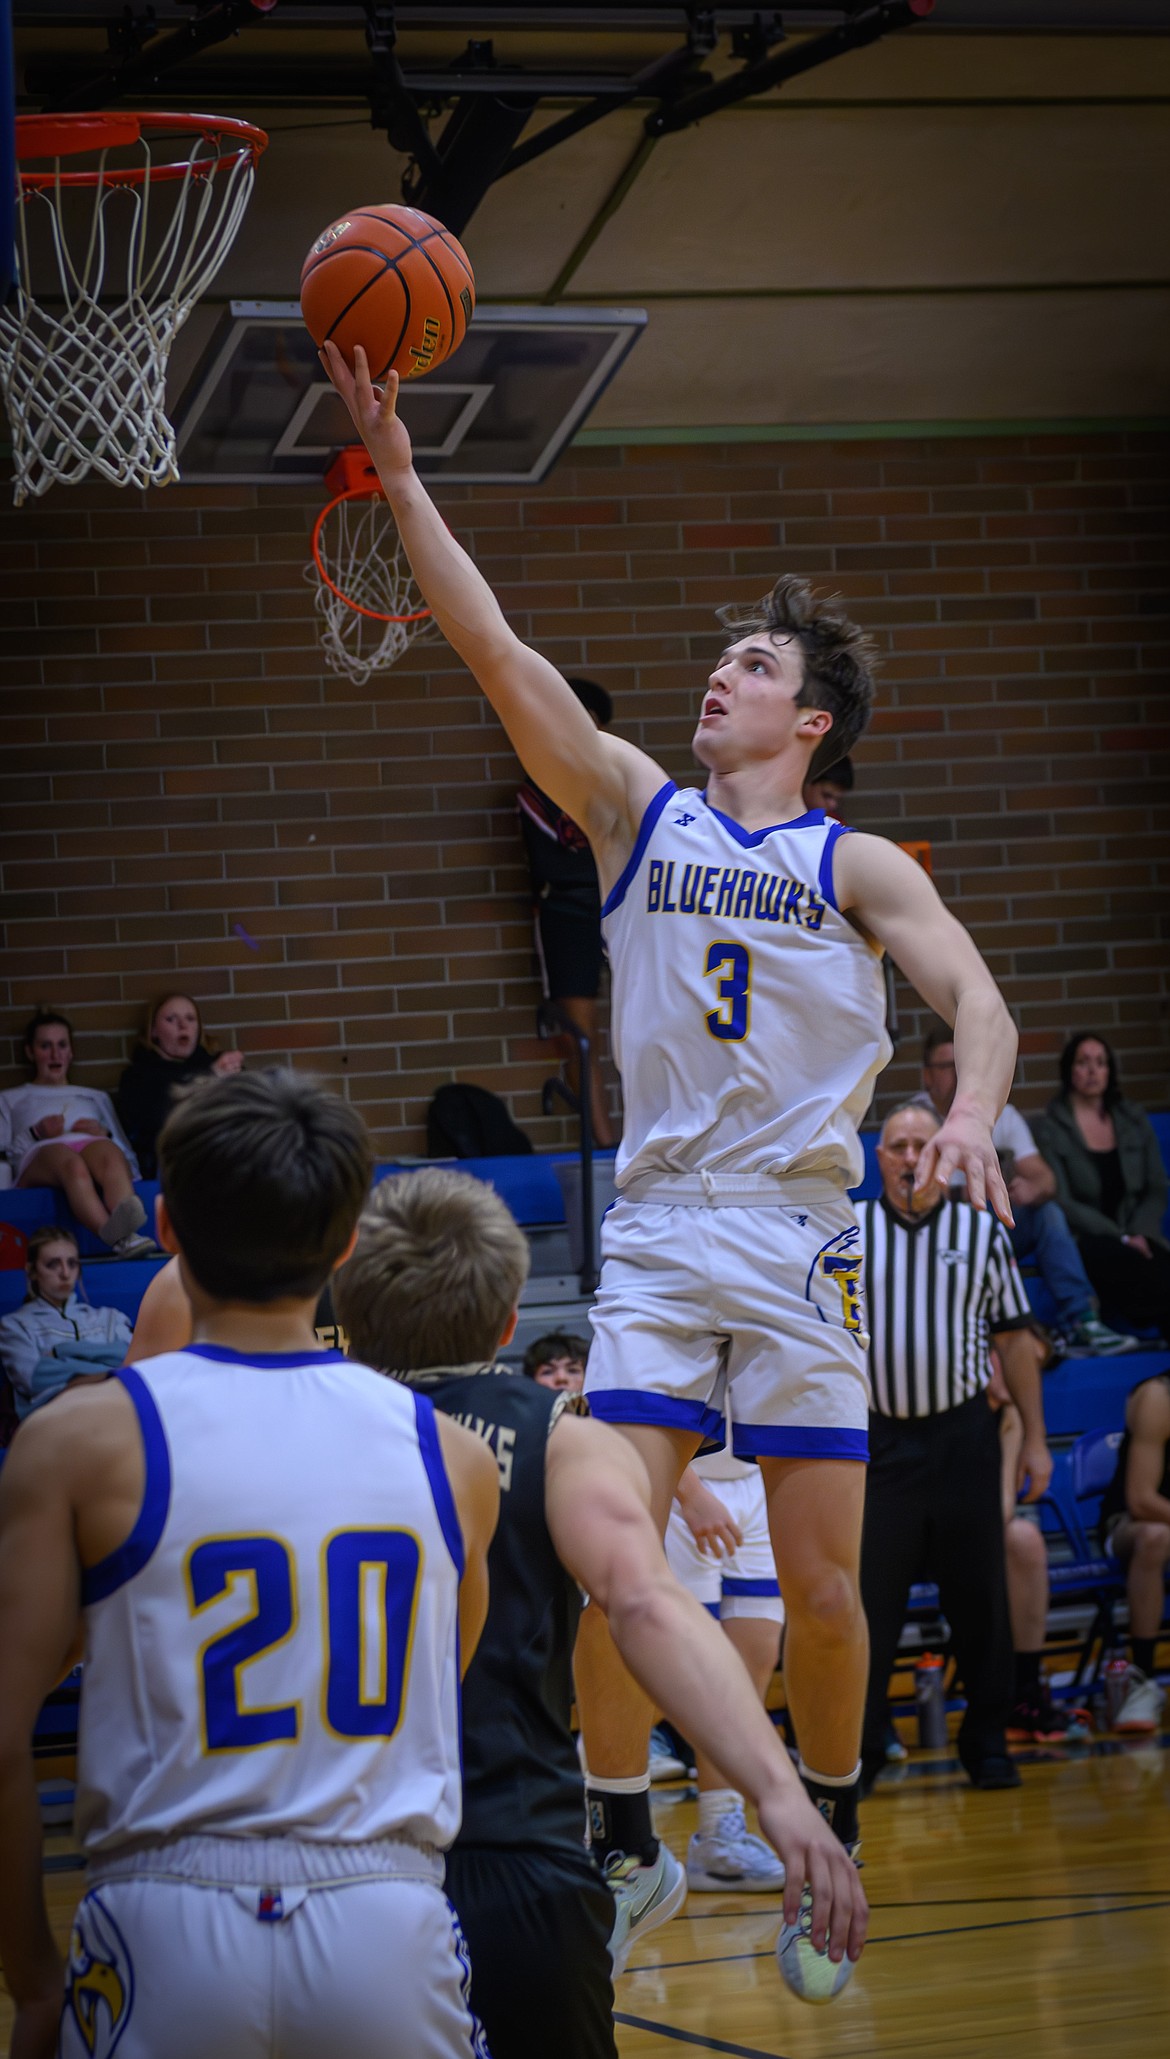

{"left": 0, "top": 1227, "right": 131, "bottom": 1422}
{"left": 0, "top": 1011, "right": 151, "bottom": 1254}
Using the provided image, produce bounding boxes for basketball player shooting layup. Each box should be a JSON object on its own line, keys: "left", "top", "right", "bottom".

{"left": 0, "top": 1071, "right": 500, "bottom": 2059}
{"left": 322, "top": 341, "right": 1019, "bottom": 1951}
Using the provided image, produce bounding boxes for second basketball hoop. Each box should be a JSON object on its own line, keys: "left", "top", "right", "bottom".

{"left": 307, "top": 445, "right": 435, "bottom": 686}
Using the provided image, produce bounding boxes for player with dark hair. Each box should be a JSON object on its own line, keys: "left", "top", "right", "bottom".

{"left": 0, "top": 1070, "right": 500, "bottom": 2059}
{"left": 323, "top": 342, "right": 1019, "bottom": 1995}
{"left": 803, "top": 754, "right": 854, "bottom": 819}
{"left": 335, "top": 1166, "right": 864, "bottom": 2054}
{"left": 522, "top": 1330, "right": 590, "bottom": 1393}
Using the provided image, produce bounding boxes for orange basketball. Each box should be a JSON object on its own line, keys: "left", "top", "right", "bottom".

{"left": 300, "top": 203, "right": 475, "bottom": 382}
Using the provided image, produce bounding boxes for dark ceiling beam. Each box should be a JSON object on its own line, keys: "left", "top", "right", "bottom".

{"left": 498, "top": 25, "right": 715, "bottom": 177}
{"left": 19, "top": 4, "right": 1170, "bottom": 24}
{"left": 21, "top": 59, "right": 647, "bottom": 100}
{"left": 648, "top": 0, "right": 935, "bottom": 136}
{"left": 37, "top": 0, "right": 278, "bottom": 115}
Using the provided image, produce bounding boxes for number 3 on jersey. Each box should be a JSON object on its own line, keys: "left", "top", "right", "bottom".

{"left": 704, "top": 940, "right": 751, "bottom": 1042}
{"left": 187, "top": 1529, "right": 422, "bottom": 1753}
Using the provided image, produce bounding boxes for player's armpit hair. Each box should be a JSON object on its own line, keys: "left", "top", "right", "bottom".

{"left": 336, "top": 1166, "right": 531, "bottom": 1374}
{"left": 716, "top": 574, "right": 878, "bottom": 779}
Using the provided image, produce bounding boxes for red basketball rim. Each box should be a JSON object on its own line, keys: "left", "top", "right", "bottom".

{"left": 15, "top": 112, "right": 268, "bottom": 190}
{"left": 311, "top": 488, "right": 433, "bottom": 625}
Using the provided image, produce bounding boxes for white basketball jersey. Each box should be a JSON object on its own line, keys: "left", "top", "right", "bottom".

{"left": 76, "top": 1349, "right": 464, "bottom": 1857}
{"left": 602, "top": 787, "right": 891, "bottom": 1192}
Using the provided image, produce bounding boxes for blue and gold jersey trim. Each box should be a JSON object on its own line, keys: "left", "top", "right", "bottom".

{"left": 81, "top": 1367, "right": 172, "bottom": 1608}
{"left": 601, "top": 779, "right": 676, "bottom": 917}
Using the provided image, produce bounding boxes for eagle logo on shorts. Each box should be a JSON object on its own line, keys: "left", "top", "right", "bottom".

{"left": 62, "top": 1894, "right": 134, "bottom": 2058}
{"left": 807, "top": 1226, "right": 866, "bottom": 1336}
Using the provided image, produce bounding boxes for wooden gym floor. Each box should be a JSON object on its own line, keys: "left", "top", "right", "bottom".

{"left": 620, "top": 1736, "right": 1170, "bottom": 2058}
{"left": 6, "top": 1736, "right": 1168, "bottom": 2058}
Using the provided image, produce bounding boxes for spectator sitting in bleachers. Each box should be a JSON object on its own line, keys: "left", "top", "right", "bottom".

{"left": 0, "top": 1226, "right": 132, "bottom": 1429}
{"left": 116, "top": 992, "right": 244, "bottom": 1179}
{"left": 802, "top": 753, "right": 853, "bottom": 819}
{"left": 1035, "top": 1032, "right": 1170, "bottom": 1346}
{"left": 914, "top": 1022, "right": 1138, "bottom": 1357}
{"left": 1096, "top": 1370, "right": 1170, "bottom": 1733}
{"left": 523, "top": 1330, "right": 589, "bottom": 1394}
{"left": 0, "top": 1011, "right": 153, "bottom": 1256}
{"left": 989, "top": 1367, "right": 1091, "bottom": 1745}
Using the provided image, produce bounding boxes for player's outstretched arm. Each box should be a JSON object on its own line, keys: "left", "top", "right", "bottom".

{"left": 435, "top": 1411, "right": 500, "bottom": 1675}
{"left": 319, "top": 343, "right": 662, "bottom": 855}
{"left": 0, "top": 1411, "right": 85, "bottom": 2056}
{"left": 836, "top": 833, "right": 1018, "bottom": 1222}
{"left": 545, "top": 1414, "right": 867, "bottom": 1965}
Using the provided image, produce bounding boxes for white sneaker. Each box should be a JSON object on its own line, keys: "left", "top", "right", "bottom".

{"left": 605, "top": 1842, "right": 688, "bottom": 1976}
{"left": 1114, "top": 1668, "right": 1166, "bottom": 1733}
{"left": 687, "top": 1804, "right": 785, "bottom": 1893}
{"left": 113, "top": 1232, "right": 159, "bottom": 1260}
{"left": 648, "top": 1725, "right": 687, "bottom": 1782}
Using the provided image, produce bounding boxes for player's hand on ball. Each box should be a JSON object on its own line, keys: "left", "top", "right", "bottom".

{"left": 320, "top": 340, "right": 414, "bottom": 481}
{"left": 758, "top": 1788, "right": 867, "bottom": 1984}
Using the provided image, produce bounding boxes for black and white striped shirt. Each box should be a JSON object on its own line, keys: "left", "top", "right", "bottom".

{"left": 860, "top": 1195, "right": 1032, "bottom": 1418}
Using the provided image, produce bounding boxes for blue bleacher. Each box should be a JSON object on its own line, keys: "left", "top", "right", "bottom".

{"left": 1, "top": 1125, "right": 1166, "bottom": 1434}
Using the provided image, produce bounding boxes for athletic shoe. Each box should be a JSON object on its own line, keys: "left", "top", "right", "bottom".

{"left": 774, "top": 1839, "right": 859, "bottom": 2005}
{"left": 1064, "top": 1315, "right": 1144, "bottom": 1357}
{"left": 1007, "top": 1688, "right": 1092, "bottom": 1744}
{"left": 883, "top": 1722, "right": 909, "bottom": 1763}
{"left": 648, "top": 1725, "right": 687, "bottom": 1782}
{"left": 606, "top": 1842, "right": 688, "bottom": 1976}
{"left": 687, "top": 1803, "right": 785, "bottom": 1893}
{"left": 1113, "top": 1668, "right": 1166, "bottom": 1734}
{"left": 99, "top": 1195, "right": 147, "bottom": 1247}
{"left": 112, "top": 1232, "right": 159, "bottom": 1260}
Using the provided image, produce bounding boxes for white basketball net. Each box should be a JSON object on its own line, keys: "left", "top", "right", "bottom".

{"left": 307, "top": 493, "right": 436, "bottom": 687}
{"left": 1, "top": 118, "right": 264, "bottom": 504}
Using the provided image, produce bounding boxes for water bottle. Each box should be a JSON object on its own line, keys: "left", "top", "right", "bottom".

{"left": 1103, "top": 1653, "right": 1131, "bottom": 1728}
{"left": 914, "top": 1652, "right": 948, "bottom": 1749}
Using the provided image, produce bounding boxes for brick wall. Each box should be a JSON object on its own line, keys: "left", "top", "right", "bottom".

{"left": 2, "top": 431, "right": 1168, "bottom": 1156}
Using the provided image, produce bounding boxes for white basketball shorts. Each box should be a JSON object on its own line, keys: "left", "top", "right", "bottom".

{"left": 585, "top": 1192, "right": 869, "bottom": 1462}
{"left": 58, "top": 1838, "right": 489, "bottom": 2059}
{"left": 665, "top": 1469, "right": 785, "bottom": 1624}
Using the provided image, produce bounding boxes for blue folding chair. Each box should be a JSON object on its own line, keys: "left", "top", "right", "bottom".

{"left": 1037, "top": 1446, "right": 1124, "bottom": 1691}
{"left": 1071, "top": 1428, "right": 1124, "bottom": 1513}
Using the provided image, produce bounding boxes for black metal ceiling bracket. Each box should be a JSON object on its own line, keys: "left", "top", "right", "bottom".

{"left": 364, "top": 1, "right": 444, "bottom": 183}
{"left": 646, "top": 0, "right": 936, "bottom": 137}
{"left": 40, "top": 0, "right": 276, "bottom": 115}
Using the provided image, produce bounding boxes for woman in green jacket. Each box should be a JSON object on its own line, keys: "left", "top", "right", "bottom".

{"left": 1035, "top": 1033, "right": 1170, "bottom": 1344}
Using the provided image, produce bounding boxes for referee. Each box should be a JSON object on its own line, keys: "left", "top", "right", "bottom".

{"left": 858, "top": 1101, "right": 1052, "bottom": 1792}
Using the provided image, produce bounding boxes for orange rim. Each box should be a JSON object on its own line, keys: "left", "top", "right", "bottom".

{"left": 310, "top": 488, "right": 433, "bottom": 625}
{"left": 15, "top": 112, "right": 268, "bottom": 190}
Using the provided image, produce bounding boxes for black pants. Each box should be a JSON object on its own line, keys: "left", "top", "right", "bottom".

{"left": 861, "top": 1393, "right": 1013, "bottom": 1773}
{"left": 445, "top": 1842, "right": 617, "bottom": 2059}
{"left": 1077, "top": 1233, "right": 1170, "bottom": 1341}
